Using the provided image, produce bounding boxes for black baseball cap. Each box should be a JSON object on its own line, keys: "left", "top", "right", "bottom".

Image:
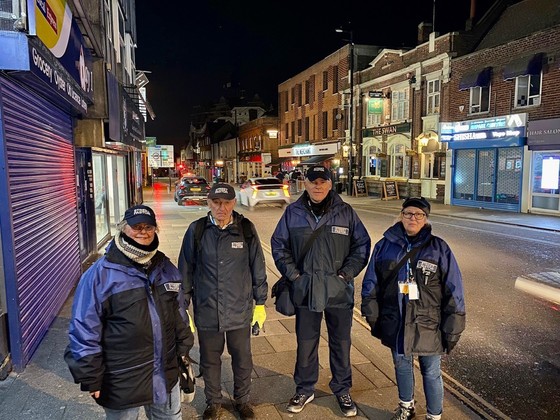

{"left": 305, "top": 165, "right": 331, "bottom": 182}
{"left": 124, "top": 205, "right": 157, "bottom": 226}
{"left": 402, "top": 197, "right": 431, "bottom": 215}
{"left": 208, "top": 183, "right": 236, "bottom": 200}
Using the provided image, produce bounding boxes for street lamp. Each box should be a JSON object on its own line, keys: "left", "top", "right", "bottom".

{"left": 336, "top": 27, "right": 354, "bottom": 195}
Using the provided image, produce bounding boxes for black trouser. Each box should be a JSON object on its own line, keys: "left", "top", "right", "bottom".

{"left": 198, "top": 327, "right": 253, "bottom": 405}
{"left": 294, "top": 306, "right": 353, "bottom": 396}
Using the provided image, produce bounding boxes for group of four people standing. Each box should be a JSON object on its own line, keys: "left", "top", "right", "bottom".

{"left": 64, "top": 165, "right": 465, "bottom": 420}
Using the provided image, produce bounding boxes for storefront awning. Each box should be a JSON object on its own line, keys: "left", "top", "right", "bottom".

{"left": 459, "top": 67, "right": 492, "bottom": 90}
{"left": 299, "top": 154, "right": 335, "bottom": 165}
{"left": 266, "top": 157, "right": 291, "bottom": 166}
{"left": 503, "top": 53, "right": 544, "bottom": 80}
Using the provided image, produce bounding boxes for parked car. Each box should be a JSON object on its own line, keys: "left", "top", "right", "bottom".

{"left": 174, "top": 175, "right": 211, "bottom": 204}
{"left": 238, "top": 177, "right": 290, "bottom": 208}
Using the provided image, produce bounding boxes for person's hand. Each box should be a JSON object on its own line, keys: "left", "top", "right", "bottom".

{"left": 337, "top": 271, "right": 351, "bottom": 283}
{"left": 365, "top": 316, "right": 376, "bottom": 333}
{"left": 90, "top": 390, "right": 100, "bottom": 399}
{"left": 251, "top": 305, "right": 266, "bottom": 335}
{"left": 444, "top": 339, "right": 458, "bottom": 355}
{"left": 186, "top": 311, "right": 195, "bottom": 333}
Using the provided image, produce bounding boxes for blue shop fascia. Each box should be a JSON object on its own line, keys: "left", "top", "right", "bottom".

{"left": 0, "top": 12, "right": 93, "bottom": 373}
{"left": 440, "top": 113, "right": 528, "bottom": 212}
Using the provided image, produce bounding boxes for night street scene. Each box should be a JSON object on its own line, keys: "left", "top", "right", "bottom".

{"left": 0, "top": 0, "right": 559, "bottom": 419}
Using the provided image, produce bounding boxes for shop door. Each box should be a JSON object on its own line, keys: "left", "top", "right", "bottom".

{"left": 476, "top": 149, "right": 495, "bottom": 202}
{"left": 75, "top": 148, "right": 96, "bottom": 261}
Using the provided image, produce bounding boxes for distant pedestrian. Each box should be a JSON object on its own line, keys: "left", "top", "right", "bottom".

{"left": 178, "top": 183, "right": 268, "bottom": 420}
{"left": 271, "top": 165, "right": 371, "bottom": 417}
{"left": 65, "top": 205, "right": 194, "bottom": 420}
{"left": 361, "top": 197, "right": 466, "bottom": 420}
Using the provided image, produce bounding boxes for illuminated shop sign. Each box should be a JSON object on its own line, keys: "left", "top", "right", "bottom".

{"left": 440, "top": 113, "right": 526, "bottom": 142}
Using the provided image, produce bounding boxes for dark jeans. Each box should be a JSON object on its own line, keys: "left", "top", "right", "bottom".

{"left": 198, "top": 327, "right": 253, "bottom": 405}
{"left": 294, "top": 306, "right": 353, "bottom": 396}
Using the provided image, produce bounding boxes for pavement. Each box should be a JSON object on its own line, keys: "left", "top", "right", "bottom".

{"left": 0, "top": 185, "right": 558, "bottom": 420}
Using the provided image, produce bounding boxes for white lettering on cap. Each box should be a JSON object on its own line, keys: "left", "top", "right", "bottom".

{"left": 215, "top": 187, "right": 229, "bottom": 194}
{"left": 134, "top": 209, "right": 151, "bottom": 216}
{"left": 314, "top": 167, "right": 326, "bottom": 172}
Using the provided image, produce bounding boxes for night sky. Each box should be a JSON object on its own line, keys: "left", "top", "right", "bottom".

{"left": 135, "top": 0, "right": 496, "bottom": 150}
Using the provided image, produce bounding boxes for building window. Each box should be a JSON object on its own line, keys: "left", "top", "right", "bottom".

{"left": 296, "top": 84, "right": 302, "bottom": 106}
{"left": 323, "top": 70, "right": 328, "bottom": 91}
{"left": 426, "top": 79, "right": 440, "bottom": 115}
{"left": 390, "top": 143, "right": 408, "bottom": 177}
{"left": 333, "top": 65, "right": 339, "bottom": 93}
{"left": 304, "top": 80, "right": 310, "bottom": 104}
{"left": 305, "top": 117, "right": 310, "bottom": 140}
{"left": 333, "top": 112, "right": 339, "bottom": 130}
{"left": 290, "top": 121, "right": 295, "bottom": 143}
{"left": 515, "top": 73, "right": 541, "bottom": 107}
{"left": 391, "top": 89, "right": 409, "bottom": 122}
{"left": 322, "top": 111, "right": 328, "bottom": 139}
{"left": 297, "top": 119, "right": 302, "bottom": 137}
{"left": 284, "top": 123, "right": 289, "bottom": 145}
{"left": 470, "top": 85, "right": 490, "bottom": 114}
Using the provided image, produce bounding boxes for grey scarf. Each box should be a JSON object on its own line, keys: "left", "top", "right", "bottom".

{"left": 114, "top": 231, "right": 157, "bottom": 266}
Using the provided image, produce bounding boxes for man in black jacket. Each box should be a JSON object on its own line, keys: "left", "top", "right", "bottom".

{"left": 178, "top": 184, "right": 268, "bottom": 420}
{"left": 271, "top": 166, "right": 371, "bottom": 417}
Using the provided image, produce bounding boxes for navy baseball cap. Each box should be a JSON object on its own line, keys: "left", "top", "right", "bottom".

{"left": 402, "top": 197, "right": 430, "bottom": 215}
{"left": 305, "top": 165, "right": 331, "bottom": 182}
{"left": 208, "top": 183, "right": 236, "bottom": 200}
{"left": 124, "top": 205, "right": 157, "bottom": 226}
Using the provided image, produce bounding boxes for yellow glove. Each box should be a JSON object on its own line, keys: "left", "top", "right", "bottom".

{"left": 251, "top": 305, "right": 267, "bottom": 329}
{"left": 186, "top": 310, "right": 195, "bottom": 333}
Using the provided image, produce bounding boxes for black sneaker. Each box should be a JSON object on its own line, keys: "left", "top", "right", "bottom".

{"left": 235, "top": 402, "right": 255, "bottom": 420}
{"left": 391, "top": 402, "right": 416, "bottom": 420}
{"left": 203, "top": 403, "right": 221, "bottom": 420}
{"left": 337, "top": 394, "right": 357, "bottom": 417}
{"left": 287, "top": 393, "right": 315, "bottom": 413}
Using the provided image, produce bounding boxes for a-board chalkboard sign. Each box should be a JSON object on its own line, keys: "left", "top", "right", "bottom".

{"left": 382, "top": 180, "right": 399, "bottom": 200}
{"left": 353, "top": 179, "right": 367, "bottom": 197}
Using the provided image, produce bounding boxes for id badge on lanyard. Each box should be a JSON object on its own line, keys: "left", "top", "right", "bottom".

{"left": 398, "top": 264, "right": 419, "bottom": 300}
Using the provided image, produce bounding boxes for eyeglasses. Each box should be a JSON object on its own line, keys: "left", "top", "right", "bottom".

{"left": 129, "top": 224, "right": 156, "bottom": 233}
{"left": 401, "top": 211, "right": 426, "bottom": 220}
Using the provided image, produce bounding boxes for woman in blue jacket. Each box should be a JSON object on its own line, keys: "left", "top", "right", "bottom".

{"left": 361, "top": 197, "right": 465, "bottom": 420}
{"left": 65, "top": 205, "right": 194, "bottom": 419}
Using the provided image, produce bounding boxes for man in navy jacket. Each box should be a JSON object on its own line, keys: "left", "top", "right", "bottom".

{"left": 271, "top": 166, "right": 371, "bottom": 417}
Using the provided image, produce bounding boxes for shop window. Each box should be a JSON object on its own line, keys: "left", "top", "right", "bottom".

{"left": 515, "top": 73, "right": 541, "bottom": 107}
{"left": 532, "top": 152, "right": 560, "bottom": 194}
{"left": 470, "top": 85, "right": 490, "bottom": 114}
{"left": 426, "top": 79, "right": 440, "bottom": 115}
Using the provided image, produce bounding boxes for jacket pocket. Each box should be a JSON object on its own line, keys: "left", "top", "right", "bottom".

{"left": 412, "top": 309, "right": 442, "bottom": 353}
{"left": 326, "top": 273, "right": 352, "bottom": 306}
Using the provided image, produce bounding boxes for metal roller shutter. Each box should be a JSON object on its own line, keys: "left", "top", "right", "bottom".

{"left": 0, "top": 77, "right": 81, "bottom": 369}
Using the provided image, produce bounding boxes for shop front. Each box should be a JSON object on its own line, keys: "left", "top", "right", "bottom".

{"left": 441, "top": 113, "right": 527, "bottom": 212}
{"left": 527, "top": 118, "right": 560, "bottom": 215}
{"left": 0, "top": 5, "right": 93, "bottom": 371}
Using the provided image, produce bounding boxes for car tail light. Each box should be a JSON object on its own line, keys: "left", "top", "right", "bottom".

{"left": 251, "top": 186, "right": 258, "bottom": 198}
{"left": 179, "top": 185, "right": 186, "bottom": 190}
{"left": 282, "top": 185, "right": 290, "bottom": 197}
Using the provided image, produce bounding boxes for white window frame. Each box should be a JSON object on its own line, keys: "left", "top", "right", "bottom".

{"left": 391, "top": 88, "right": 409, "bottom": 122}
{"left": 366, "top": 112, "right": 382, "bottom": 127}
{"left": 426, "top": 79, "right": 440, "bottom": 115}
{"left": 515, "top": 73, "right": 542, "bottom": 108}
{"left": 469, "top": 85, "right": 491, "bottom": 114}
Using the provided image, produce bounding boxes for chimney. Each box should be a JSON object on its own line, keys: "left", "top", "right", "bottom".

{"left": 418, "top": 21, "right": 433, "bottom": 44}
{"left": 465, "top": 0, "right": 476, "bottom": 30}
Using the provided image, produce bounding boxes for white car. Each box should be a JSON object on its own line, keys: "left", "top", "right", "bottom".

{"left": 238, "top": 177, "right": 290, "bottom": 208}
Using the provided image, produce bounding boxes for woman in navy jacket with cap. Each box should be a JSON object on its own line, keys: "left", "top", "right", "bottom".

{"left": 361, "top": 197, "right": 465, "bottom": 420}
{"left": 65, "top": 205, "right": 194, "bottom": 419}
